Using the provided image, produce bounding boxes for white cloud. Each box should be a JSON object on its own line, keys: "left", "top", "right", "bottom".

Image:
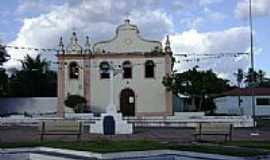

{"left": 199, "top": 0, "right": 223, "bottom": 6}
{"left": 168, "top": 27, "right": 251, "bottom": 80}
{"left": 208, "top": 11, "right": 226, "bottom": 21}
{"left": 180, "top": 8, "right": 226, "bottom": 30}
{"left": 204, "top": 8, "right": 226, "bottom": 21}
{"left": 235, "top": 0, "right": 270, "bottom": 19}
{"left": 5, "top": 0, "right": 173, "bottom": 69}
{"left": 129, "top": 10, "right": 174, "bottom": 39}
{"left": 16, "top": 0, "right": 57, "bottom": 14}
{"left": 180, "top": 17, "right": 205, "bottom": 29}
{"left": 171, "top": 0, "right": 196, "bottom": 11}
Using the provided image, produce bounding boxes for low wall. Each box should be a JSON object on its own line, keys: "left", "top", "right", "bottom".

{"left": 0, "top": 114, "right": 254, "bottom": 128}
{"left": 170, "top": 112, "right": 205, "bottom": 119}
{"left": 0, "top": 97, "right": 57, "bottom": 115}
{"left": 124, "top": 115, "right": 253, "bottom": 128}
{"left": 65, "top": 113, "right": 94, "bottom": 120}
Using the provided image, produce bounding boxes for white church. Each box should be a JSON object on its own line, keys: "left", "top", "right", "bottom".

{"left": 57, "top": 19, "right": 173, "bottom": 118}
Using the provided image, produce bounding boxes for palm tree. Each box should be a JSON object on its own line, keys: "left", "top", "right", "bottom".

{"left": 245, "top": 68, "right": 258, "bottom": 87}
{"left": 8, "top": 54, "right": 56, "bottom": 97}
{"left": 235, "top": 69, "right": 244, "bottom": 88}
{"left": 257, "top": 69, "right": 265, "bottom": 84}
{"left": 21, "top": 54, "right": 49, "bottom": 73}
{"left": 235, "top": 68, "right": 244, "bottom": 115}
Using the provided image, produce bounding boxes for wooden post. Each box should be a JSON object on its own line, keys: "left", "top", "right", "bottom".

{"left": 229, "top": 124, "right": 233, "bottom": 141}
{"left": 77, "top": 122, "right": 82, "bottom": 141}
{"left": 40, "top": 121, "right": 45, "bottom": 142}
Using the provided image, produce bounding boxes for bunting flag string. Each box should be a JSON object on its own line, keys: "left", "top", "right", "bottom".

{"left": 1, "top": 42, "right": 248, "bottom": 57}
{"left": 0, "top": 44, "right": 58, "bottom": 52}
{"left": 1, "top": 43, "right": 248, "bottom": 64}
{"left": 9, "top": 55, "right": 244, "bottom": 72}
{"left": 174, "top": 52, "right": 248, "bottom": 58}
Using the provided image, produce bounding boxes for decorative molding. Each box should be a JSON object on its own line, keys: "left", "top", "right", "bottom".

{"left": 57, "top": 60, "right": 65, "bottom": 118}
{"left": 83, "top": 59, "right": 91, "bottom": 110}
{"left": 136, "top": 112, "right": 172, "bottom": 117}
{"left": 164, "top": 54, "right": 173, "bottom": 116}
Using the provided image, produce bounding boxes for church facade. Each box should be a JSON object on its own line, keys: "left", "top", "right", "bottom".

{"left": 57, "top": 19, "right": 173, "bottom": 117}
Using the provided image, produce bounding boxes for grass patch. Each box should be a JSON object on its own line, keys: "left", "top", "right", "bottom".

{"left": 225, "top": 141, "right": 270, "bottom": 150}
{"left": 0, "top": 140, "right": 269, "bottom": 157}
{"left": 169, "top": 144, "right": 267, "bottom": 157}
{"left": 0, "top": 140, "right": 166, "bottom": 153}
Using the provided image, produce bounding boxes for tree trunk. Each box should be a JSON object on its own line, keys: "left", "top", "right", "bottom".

{"left": 191, "top": 96, "right": 196, "bottom": 111}
{"left": 198, "top": 96, "right": 203, "bottom": 111}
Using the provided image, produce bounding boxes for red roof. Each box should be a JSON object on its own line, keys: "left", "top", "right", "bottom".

{"left": 221, "top": 88, "right": 270, "bottom": 96}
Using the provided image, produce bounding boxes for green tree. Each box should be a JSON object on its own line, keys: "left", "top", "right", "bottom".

{"left": 0, "top": 44, "right": 10, "bottom": 66}
{"left": 0, "top": 43, "right": 10, "bottom": 96}
{"left": 234, "top": 68, "right": 244, "bottom": 114}
{"left": 64, "top": 95, "right": 87, "bottom": 113}
{"left": 8, "top": 54, "right": 57, "bottom": 97}
{"left": 244, "top": 68, "right": 270, "bottom": 88}
{"left": 235, "top": 68, "right": 244, "bottom": 88}
{"left": 245, "top": 68, "right": 257, "bottom": 87}
{"left": 162, "top": 66, "right": 230, "bottom": 111}
{"left": 0, "top": 68, "right": 8, "bottom": 96}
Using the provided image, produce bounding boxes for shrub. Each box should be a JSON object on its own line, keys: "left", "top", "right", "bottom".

{"left": 64, "top": 95, "right": 87, "bottom": 113}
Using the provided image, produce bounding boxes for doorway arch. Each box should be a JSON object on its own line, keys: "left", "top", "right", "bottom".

{"left": 120, "top": 88, "right": 135, "bottom": 116}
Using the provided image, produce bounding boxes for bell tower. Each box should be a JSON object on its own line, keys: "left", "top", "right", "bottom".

{"left": 57, "top": 32, "right": 92, "bottom": 117}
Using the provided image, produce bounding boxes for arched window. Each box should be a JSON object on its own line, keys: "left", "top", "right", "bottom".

{"left": 69, "top": 62, "right": 79, "bottom": 79}
{"left": 122, "top": 61, "right": 132, "bottom": 79}
{"left": 145, "top": 60, "right": 155, "bottom": 78}
{"left": 99, "top": 61, "right": 110, "bottom": 79}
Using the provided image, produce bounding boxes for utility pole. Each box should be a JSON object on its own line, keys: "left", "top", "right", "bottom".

{"left": 249, "top": 0, "right": 256, "bottom": 127}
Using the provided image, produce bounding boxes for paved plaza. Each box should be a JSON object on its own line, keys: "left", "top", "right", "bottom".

{"left": 1, "top": 126, "right": 270, "bottom": 143}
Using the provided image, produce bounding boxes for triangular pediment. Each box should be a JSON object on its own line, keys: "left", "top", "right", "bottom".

{"left": 93, "top": 19, "right": 162, "bottom": 53}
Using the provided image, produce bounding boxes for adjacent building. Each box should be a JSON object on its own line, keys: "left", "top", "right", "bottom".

{"left": 214, "top": 88, "right": 270, "bottom": 116}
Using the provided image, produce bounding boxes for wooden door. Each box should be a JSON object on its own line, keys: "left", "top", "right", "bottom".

{"left": 120, "top": 89, "right": 135, "bottom": 116}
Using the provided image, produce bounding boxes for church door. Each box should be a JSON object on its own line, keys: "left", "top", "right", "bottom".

{"left": 103, "top": 116, "right": 115, "bottom": 135}
{"left": 120, "top": 89, "right": 135, "bottom": 116}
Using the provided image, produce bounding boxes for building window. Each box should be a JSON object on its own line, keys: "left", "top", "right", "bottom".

{"left": 69, "top": 62, "right": 79, "bottom": 79}
{"left": 99, "top": 61, "right": 110, "bottom": 79}
{"left": 145, "top": 60, "right": 155, "bottom": 78}
{"left": 123, "top": 61, "right": 132, "bottom": 79}
{"left": 256, "top": 98, "right": 270, "bottom": 106}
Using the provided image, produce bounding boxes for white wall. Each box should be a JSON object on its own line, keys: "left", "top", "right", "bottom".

{"left": 90, "top": 57, "right": 168, "bottom": 114}
{"left": 214, "top": 96, "right": 270, "bottom": 116}
{"left": 0, "top": 97, "right": 58, "bottom": 115}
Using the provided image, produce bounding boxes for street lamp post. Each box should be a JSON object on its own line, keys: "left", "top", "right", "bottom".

{"left": 249, "top": 0, "right": 256, "bottom": 127}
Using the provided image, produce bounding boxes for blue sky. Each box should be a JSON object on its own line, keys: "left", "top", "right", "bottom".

{"left": 0, "top": 0, "right": 270, "bottom": 81}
